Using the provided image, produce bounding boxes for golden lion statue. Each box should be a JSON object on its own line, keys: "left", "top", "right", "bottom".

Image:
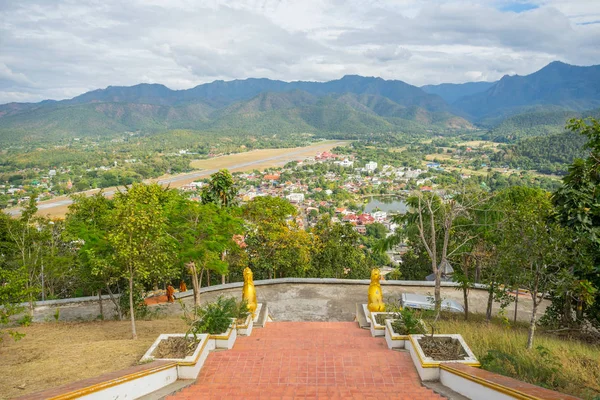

{"left": 242, "top": 267, "right": 258, "bottom": 318}
{"left": 368, "top": 268, "right": 385, "bottom": 312}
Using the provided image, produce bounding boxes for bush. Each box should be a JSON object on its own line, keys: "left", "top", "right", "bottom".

{"left": 386, "top": 298, "right": 427, "bottom": 335}
{"left": 184, "top": 296, "right": 237, "bottom": 336}
{"left": 391, "top": 308, "right": 427, "bottom": 335}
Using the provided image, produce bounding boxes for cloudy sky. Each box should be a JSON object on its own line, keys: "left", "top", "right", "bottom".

{"left": 1, "top": 0, "right": 599, "bottom": 104}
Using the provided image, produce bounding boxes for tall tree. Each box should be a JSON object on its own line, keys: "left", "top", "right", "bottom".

{"left": 65, "top": 192, "right": 119, "bottom": 319}
{"left": 109, "top": 183, "right": 178, "bottom": 339}
{"left": 201, "top": 168, "right": 238, "bottom": 284}
{"left": 497, "top": 187, "right": 571, "bottom": 349}
{"left": 0, "top": 212, "right": 28, "bottom": 342}
{"left": 310, "top": 217, "right": 371, "bottom": 279}
{"left": 169, "top": 198, "right": 243, "bottom": 306}
{"left": 396, "top": 192, "right": 470, "bottom": 313}
{"left": 552, "top": 117, "right": 600, "bottom": 328}
{"left": 6, "top": 197, "right": 45, "bottom": 315}
{"left": 243, "top": 196, "right": 310, "bottom": 279}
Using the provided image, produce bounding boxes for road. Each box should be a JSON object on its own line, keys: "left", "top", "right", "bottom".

{"left": 6, "top": 141, "right": 347, "bottom": 217}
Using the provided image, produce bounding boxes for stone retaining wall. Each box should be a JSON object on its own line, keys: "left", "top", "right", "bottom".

{"left": 17, "top": 279, "right": 542, "bottom": 323}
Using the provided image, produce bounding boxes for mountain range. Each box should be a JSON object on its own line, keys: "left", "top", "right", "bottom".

{"left": 1, "top": 61, "right": 599, "bottom": 143}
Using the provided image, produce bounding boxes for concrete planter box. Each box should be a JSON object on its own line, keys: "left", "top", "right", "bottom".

{"left": 369, "top": 312, "right": 397, "bottom": 337}
{"left": 253, "top": 303, "right": 263, "bottom": 323}
{"left": 407, "top": 334, "right": 479, "bottom": 382}
{"left": 384, "top": 319, "right": 408, "bottom": 349}
{"left": 236, "top": 313, "right": 254, "bottom": 336}
{"left": 361, "top": 304, "right": 371, "bottom": 325}
{"left": 140, "top": 333, "right": 214, "bottom": 380}
{"left": 209, "top": 320, "right": 237, "bottom": 349}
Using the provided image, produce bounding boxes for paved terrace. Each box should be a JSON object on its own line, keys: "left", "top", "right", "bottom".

{"left": 170, "top": 322, "right": 443, "bottom": 400}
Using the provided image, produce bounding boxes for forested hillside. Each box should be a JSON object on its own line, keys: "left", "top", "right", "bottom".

{"left": 492, "top": 131, "right": 589, "bottom": 174}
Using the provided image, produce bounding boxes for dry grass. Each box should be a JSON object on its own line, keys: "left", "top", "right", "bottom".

{"left": 0, "top": 317, "right": 188, "bottom": 399}
{"left": 433, "top": 316, "right": 600, "bottom": 399}
{"left": 189, "top": 140, "right": 346, "bottom": 170}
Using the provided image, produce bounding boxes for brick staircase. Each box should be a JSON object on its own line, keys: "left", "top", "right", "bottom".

{"left": 169, "top": 322, "right": 443, "bottom": 400}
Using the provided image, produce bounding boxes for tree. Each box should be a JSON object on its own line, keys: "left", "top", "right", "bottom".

{"left": 108, "top": 183, "right": 178, "bottom": 339}
{"left": 310, "top": 217, "right": 372, "bottom": 279}
{"left": 5, "top": 197, "right": 45, "bottom": 315}
{"left": 552, "top": 118, "right": 600, "bottom": 329}
{"left": 201, "top": 169, "right": 237, "bottom": 208}
{"left": 396, "top": 192, "right": 470, "bottom": 313}
{"left": 497, "top": 187, "right": 571, "bottom": 349}
{"left": 169, "top": 198, "right": 243, "bottom": 306}
{"left": 65, "top": 192, "right": 119, "bottom": 319}
{"left": 0, "top": 212, "right": 28, "bottom": 343}
{"left": 201, "top": 169, "right": 238, "bottom": 284}
{"left": 243, "top": 196, "right": 311, "bottom": 279}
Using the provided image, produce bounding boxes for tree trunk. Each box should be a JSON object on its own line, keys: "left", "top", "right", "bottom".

{"left": 106, "top": 283, "right": 122, "bottom": 320}
{"left": 206, "top": 269, "right": 210, "bottom": 287}
{"left": 486, "top": 282, "right": 494, "bottom": 321}
{"left": 434, "top": 270, "right": 442, "bottom": 314}
{"left": 526, "top": 299, "right": 538, "bottom": 349}
{"left": 463, "top": 285, "right": 469, "bottom": 321}
{"left": 129, "top": 274, "right": 137, "bottom": 340}
{"left": 98, "top": 290, "right": 104, "bottom": 320}
{"left": 221, "top": 251, "right": 226, "bottom": 285}
{"left": 187, "top": 262, "right": 201, "bottom": 307}
{"left": 513, "top": 288, "right": 519, "bottom": 323}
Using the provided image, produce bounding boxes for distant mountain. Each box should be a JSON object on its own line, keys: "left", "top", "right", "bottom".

{"left": 454, "top": 61, "right": 600, "bottom": 120}
{"left": 421, "top": 81, "right": 495, "bottom": 104}
{"left": 0, "top": 77, "right": 471, "bottom": 143}
{"left": 2, "top": 61, "right": 600, "bottom": 143}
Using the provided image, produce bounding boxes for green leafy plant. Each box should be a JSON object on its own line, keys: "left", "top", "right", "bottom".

{"left": 391, "top": 308, "right": 427, "bottom": 335}
{"left": 53, "top": 308, "right": 60, "bottom": 322}
{"left": 228, "top": 299, "right": 250, "bottom": 323}
{"left": 17, "top": 314, "right": 33, "bottom": 327}
{"left": 183, "top": 296, "right": 236, "bottom": 336}
{"left": 385, "top": 298, "right": 426, "bottom": 335}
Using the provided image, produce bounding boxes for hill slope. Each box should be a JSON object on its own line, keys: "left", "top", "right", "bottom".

{"left": 454, "top": 62, "right": 600, "bottom": 120}
{"left": 421, "top": 81, "right": 495, "bottom": 104}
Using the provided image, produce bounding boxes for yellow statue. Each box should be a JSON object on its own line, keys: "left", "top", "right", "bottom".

{"left": 368, "top": 268, "right": 385, "bottom": 312}
{"left": 242, "top": 267, "right": 258, "bottom": 318}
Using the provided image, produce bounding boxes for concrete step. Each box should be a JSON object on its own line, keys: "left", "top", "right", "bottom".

{"left": 137, "top": 379, "right": 194, "bottom": 400}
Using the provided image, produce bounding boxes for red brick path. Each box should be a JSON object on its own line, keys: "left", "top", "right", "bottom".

{"left": 169, "top": 322, "right": 443, "bottom": 400}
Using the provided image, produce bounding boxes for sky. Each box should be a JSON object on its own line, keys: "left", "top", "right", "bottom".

{"left": 1, "top": 0, "right": 599, "bottom": 104}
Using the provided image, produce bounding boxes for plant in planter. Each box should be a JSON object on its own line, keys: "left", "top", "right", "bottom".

{"left": 391, "top": 308, "right": 427, "bottom": 335}
{"left": 384, "top": 302, "right": 427, "bottom": 349}
{"left": 183, "top": 296, "right": 236, "bottom": 336}
{"left": 182, "top": 296, "right": 238, "bottom": 349}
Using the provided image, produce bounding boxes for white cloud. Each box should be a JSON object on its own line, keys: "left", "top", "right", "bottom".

{"left": 0, "top": 0, "right": 599, "bottom": 103}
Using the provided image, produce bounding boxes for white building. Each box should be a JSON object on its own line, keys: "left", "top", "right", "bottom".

{"left": 286, "top": 193, "right": 305, "bottom": 203}
{"left": 372, "top": 211, "right": 387, "bottom": 222}
{"left": 340, "top": 159, "right": 354, "bottom": 167}
{"left": 365, "top": 161, "right": 378, "bottom": 171}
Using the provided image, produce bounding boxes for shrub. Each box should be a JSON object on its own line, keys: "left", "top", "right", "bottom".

{"left": 184, "top": 296, "right": 237, "bottom": 336}
{"left": 391, "top": 308, "right": 427, "bottom": 335}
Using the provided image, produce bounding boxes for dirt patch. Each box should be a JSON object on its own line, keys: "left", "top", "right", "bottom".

{"left": 151, "top": 336, "right": 199, "bottom": 359}
{"left": 418, "top": 336, "right": 468, "bottom": 361}
{"left": 374, "top": 313, "right": 397, "bottom": 325}
{"left": 0, "top": 317, "right": 188, "bottom": 400}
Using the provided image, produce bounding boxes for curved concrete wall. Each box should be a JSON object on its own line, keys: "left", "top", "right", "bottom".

{"left": 20, "top": 278, "right": 543, "bottom": 323}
